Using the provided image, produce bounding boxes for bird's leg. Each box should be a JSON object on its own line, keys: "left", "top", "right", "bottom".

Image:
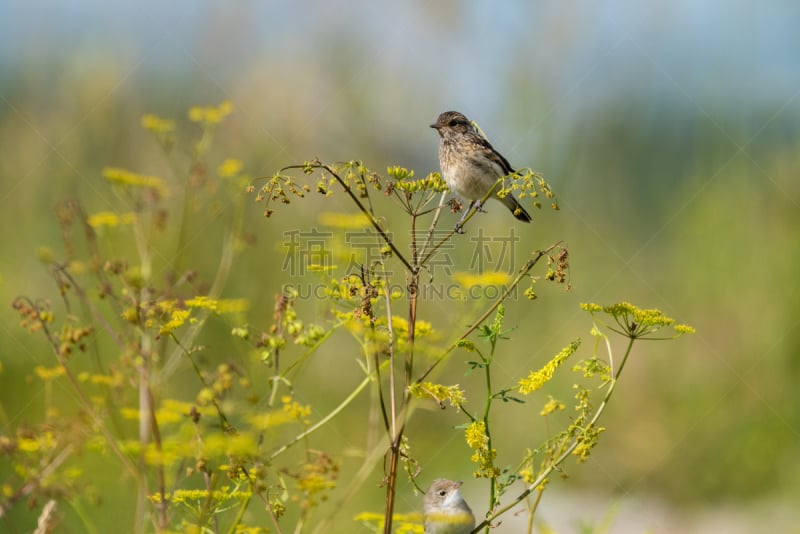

{"left": 473, "top": 199, "right": 487, "bottom": 213}
{"left": 454, "top": 200, "right": 475, "bottom": 234}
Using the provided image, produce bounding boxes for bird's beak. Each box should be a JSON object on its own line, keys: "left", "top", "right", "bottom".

{"left": 429, "top": 123, "right": 439, "bottom": 129}
{"left": 453, "top": 481, "right": 463, "bottom": 489}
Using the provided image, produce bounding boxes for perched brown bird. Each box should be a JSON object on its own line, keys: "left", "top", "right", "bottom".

{"left": 431, "top": 110, "right": 532, "bottom": 232}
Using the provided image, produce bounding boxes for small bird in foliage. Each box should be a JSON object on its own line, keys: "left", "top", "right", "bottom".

{"left": 431, "top": 110, "right": 532, "bottom": 233}
{"left": 423, "top": 478, "right": 475, "bottom": 534}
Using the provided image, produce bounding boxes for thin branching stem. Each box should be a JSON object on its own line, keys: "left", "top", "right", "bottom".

{"left": 169, "top": 333, "right": 234, "bottom": 432}
{"left": 420, "top": 176, "right": 505, "bottom": 264}
{"left": 481, "top": 349, "right": 498, "bottom": 513}
{"left": 280, "top": 163, "right": 414, "bottom": 271}
{"left": 472, "top": 337, "right": 636, "bottom": 531}
{"left": 0, "top": 444, "right": 74, "bottom": 518}
{"left": 31, "top": 303, "right": 142, "bottom": 484}
{"left": 52, "top": 265, "right": 126, "bottom": 349}
{"left": 145, "top": 383, "right": 167, "bottom": 529}
{"left": 269, "top": 375, "right": 372, "bottom": 461}
{"left": 417, "top": 191, "right": 448, "bottom": 265}
{"left": 417, "top": 242, "right": 562, "bottom": 383}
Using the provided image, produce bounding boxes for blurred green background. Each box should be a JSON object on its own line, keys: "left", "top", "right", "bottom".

{"left": 1, "top": 1, "right": 799, "bottom": 532}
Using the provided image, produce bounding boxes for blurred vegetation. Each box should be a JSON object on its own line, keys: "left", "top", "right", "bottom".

{"left": 1, "top": 3, "right": 799, "bottom": 532}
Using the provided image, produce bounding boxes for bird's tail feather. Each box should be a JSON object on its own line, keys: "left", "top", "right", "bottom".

{"left": 501, "top": 194, "right": 532, "bottom": 222}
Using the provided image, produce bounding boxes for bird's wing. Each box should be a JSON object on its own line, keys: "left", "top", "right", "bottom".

{"left": 473, "top": 136, "right": 516, "bottom": 176}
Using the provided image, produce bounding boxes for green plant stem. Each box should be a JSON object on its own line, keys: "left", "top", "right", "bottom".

{"left": 264, "top": 325, "right": 339, "bottom": 409}
{"left": 50, "top": 265, "right": 128, "bottom": 437}
{"left": 69, "top": 495, "right": 99, "bottom": 534}
{"left": 161, "top": 176, "right": 243, "bottom": 382}
{"left": 0, "top": 444, "right": 74, "bottom": 519}
{"left": 417, "top": 191, "right": 448, "bottom": 264}
{"left": 383, "top": 266, "right": 420, "bottom": 534}
{"left": 198, "top": 470, "right": 219, "bottom": 530}
{"left": 32, "top": 308, "right": 143, "bottom": 486}
{"left": 481, "top": 354, "right": 498, "bottom": 517}
{"left": 472, "top": 337, "right": 636, "bottom": 531}
{"left": 226, "top": 491, "right": 252, "bottom": 534}
{"left": 169, "top": 333, "right": 234, "bottom": 432}
{"left": 269, "top": 375, "right": 372, "bottom": 460}
{"left": 381, "top": 263, "right": 397, "bottom": 438}
{"left": 526, "top": 488, "right": 544, "bottom": 534}
{"left": 207, "top": 189, "right": 244, "bottom": 298}
{"left": 417, "top": 242, "right": 561, "bottom": 383}
{"left": 145, "top": 383, "right": 167, "bottom": 529}
{"left": 52, "top": 265, "right": 126, "bottom": 349}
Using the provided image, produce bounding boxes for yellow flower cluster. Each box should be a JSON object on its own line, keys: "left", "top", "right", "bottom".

{"left": 452, "top": 270, "right": 511, "bottom": 288}
{"left": 188, "top": 100, "right": 233, "bottom": 125}
{"left": 465, "top": 421, "right": 488, "bottom": 450}
{"left": 34, "top": 365, "right": 65, "bottom": 381}
{"left": 495, "top": 168, "right": 558, "bottom": 211}
{"left": 296, "top": 471, "right": 336, "bottom": 494}
{"left": 282, "top": 395, "right": 312, "bottom": 423}
{"left": 217, "top": 158, "right": 243, "bottom": 178}
{"left": 605, "top": 301, "right": 674, "bottom": 328}
{"left": 77, "top": 370, "right": 124, "bottom": 387}
{"left": 17, "top": 431, "right": 56, "bottom": 453}
{"left": 386, "top": 166, "right": 414, "bottom": 180}
{"left": 186, "top": 296, "right": 250, "bottom": 314}
{"left": 318, "top": 211, "right": 371, "bottom": 229}
{"left": 295, "top": 451, "right": 339, "bottom": 508}
{"left": 391, "top": 316, "right": 433, "bottom": 337}
{"left": 354, "top": 512, "right": 424, "bottom": 533}
{"left": 573, "top": 423, "right": 605, "bottom": 463}
{"left": 148, "top": 487, "right": 252, "bottom": 505}
{"left": 140, "top": 113, "right": 175, "bottom": 134}
{"left": 519, "top": 340, "right": 581, "bottom": 395}
{"left": 102, "top": 167, "right": 168, "bottom": 198}
{"left": 86, "top": 211, "right": 136, "bottom": 228}
{"left": 155, "top": 297, "right": 250, "bottom": 336}
{"left": 540, "top": 396, "right": 566, "bottom": 417}
{"left": 391, "top": 171, "right": 448, "bottom": 193}
{"left": 465, "top": 420, "right": 498, "bottom": 478}
{"left": 158, "top": 309, "right": 191, "bottom": 336}
{"left": 580, "top": 301, "right": 695, "bottom": 338}
{"left": 408, "top": 382, "right": 465, "bottom": 410}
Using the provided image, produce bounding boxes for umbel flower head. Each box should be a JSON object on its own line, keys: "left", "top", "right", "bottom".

{"left": 580, "top": 301, "right": 695, "bottom": 339}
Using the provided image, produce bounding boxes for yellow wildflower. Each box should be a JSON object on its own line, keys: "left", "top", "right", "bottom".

{"left": 465, "top": 421, "right": 488, "bottom": 450}
{"left": 87, "top": 211, "right": 136, "bottom": 228}
{"left": 318, "top": 211, "right": 371, "bottom": 229}
{"left": 159, "top": 309, "right": 190, "bottom": 335}
{"left": 282, "top": 395, "right": 312, "bottom": 422}
{"left": 188, "top": 100, "right": 233, "bottom": 125}
{"left": 217, "top": 158, "right": 243, "bottom": 178}
{"left": 540, "top": 396, "right": 566, "bottom": 416}
{"left": 409, "top": 382, "right": 465, "bottom": 410}
{"left": 34, "top": 365, "right": 65, "bottom": 381}
{"left": 140, "top": 114, "right": 175, "bottom": 134}
{"left": 519, "top": 340, "right": 580, "bottom": 395}
{"left": 452, "top": 271, "right": 511, "bottom": 288}
{"left": 103, "top": 167, "right": 168, "bottom": 198}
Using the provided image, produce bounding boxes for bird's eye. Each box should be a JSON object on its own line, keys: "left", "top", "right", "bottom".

{"left": 448, "top": 119, "right": 458, "bottom": 127}
{"left": 439, "top": 490, "right": 447, "bottom": 497}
